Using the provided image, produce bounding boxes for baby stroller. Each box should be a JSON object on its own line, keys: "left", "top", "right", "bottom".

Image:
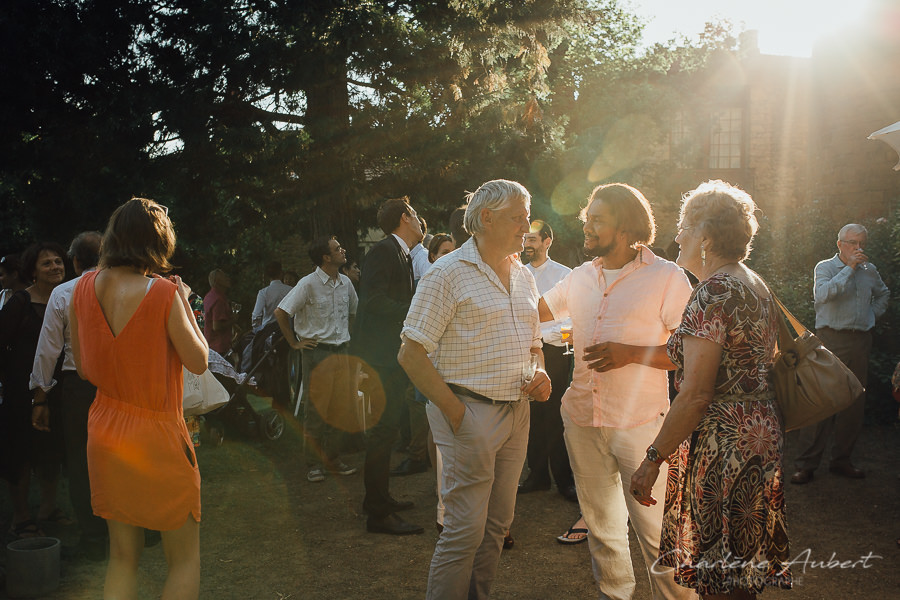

{"left": 204, "top": 323, "right": 295, "bottom": 444}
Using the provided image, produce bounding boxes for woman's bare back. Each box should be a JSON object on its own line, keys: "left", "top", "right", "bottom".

{"left": 93, "top": 268, "right": 154, "bottom": 338}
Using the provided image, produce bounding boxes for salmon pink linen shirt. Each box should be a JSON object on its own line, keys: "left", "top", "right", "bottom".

{"left": 542, "top": 246, "right": 692, "bottom": 429}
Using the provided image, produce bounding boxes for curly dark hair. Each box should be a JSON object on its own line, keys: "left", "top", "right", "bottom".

{"left": 21, "top": 242, "right": 67, "bottom": 284}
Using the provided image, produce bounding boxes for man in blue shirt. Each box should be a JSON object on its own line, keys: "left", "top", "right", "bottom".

{"left": 792, "top": 223, "right": 890, "bottom": 484}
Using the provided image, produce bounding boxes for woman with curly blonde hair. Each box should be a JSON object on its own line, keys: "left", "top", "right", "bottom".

{"left": 630, "top": 180, "right": 791, "bottom": 599}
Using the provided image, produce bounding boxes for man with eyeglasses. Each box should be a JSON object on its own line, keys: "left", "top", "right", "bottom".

{"left": 275, "top": 237, "right": 359, "bottom": 484}
{"left": 791, "top": 223, "right": 890, "bottom": 484}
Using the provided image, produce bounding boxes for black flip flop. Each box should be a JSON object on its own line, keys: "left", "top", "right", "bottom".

{"left": 557, "top": 526, "right": 588, "bottom": 545}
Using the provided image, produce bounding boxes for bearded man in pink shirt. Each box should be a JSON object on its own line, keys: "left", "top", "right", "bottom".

{"left": 540, "top": 183, "right": 696, "bottom": 600}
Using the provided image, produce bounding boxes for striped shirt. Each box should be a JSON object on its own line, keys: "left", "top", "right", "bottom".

{"left": 401, "top": 237, "right": 542, "bottom": 403}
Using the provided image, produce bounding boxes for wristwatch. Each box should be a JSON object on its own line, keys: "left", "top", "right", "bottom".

{"left": 645, "top": 445, "right": 665, "bottom": 465}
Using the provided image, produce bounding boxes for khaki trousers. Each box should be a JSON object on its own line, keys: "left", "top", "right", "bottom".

{"left": 426, "top": 397, "right": 528, "bottom": 600}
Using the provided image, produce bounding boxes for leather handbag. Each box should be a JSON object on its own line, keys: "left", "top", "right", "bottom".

{"left": 770, "top": 294, "right": 864, "bottom": 431}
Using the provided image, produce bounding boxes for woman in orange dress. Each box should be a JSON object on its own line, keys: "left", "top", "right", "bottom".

{"left": 71, "top": 198, "right": 208, "bottom": 600}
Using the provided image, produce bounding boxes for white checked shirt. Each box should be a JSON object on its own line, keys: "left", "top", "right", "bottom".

{"left": 277, "top": 268, "right": 358, "bottom": 345}
{"left": 543, "top": 246, "right": 692, "bottom": 428}
{"left": 402, "top": 237, "right": 542, "bottom": 403}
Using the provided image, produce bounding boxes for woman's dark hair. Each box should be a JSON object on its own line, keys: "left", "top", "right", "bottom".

{"left": 339, "top": 259, "right": 357, "bottom": 276}
{"left": 428, "top": 233, "right": 454, "bottom": 263}
{"left": 101, "top": 198, "right": 175, "bottom": 273}
{"left": 0, "top": 254, "right": 27, "bottom": 285}
{"left": 21, "top": 242, "right": 67, "bottom": 283}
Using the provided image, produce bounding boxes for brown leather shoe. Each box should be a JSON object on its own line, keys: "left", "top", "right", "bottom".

{"left": 829, "top": 463, "right": 865, "bottom": 479}
{"left": 503, "top": 531, "right": 514, "bottom": 550}
{"left": 790, "top": 469, "right": 814, "bottom": 484}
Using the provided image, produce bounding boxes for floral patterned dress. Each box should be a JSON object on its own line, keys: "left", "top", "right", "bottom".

{"left": 660, "top": 272, "right": 791, "bottom": 595}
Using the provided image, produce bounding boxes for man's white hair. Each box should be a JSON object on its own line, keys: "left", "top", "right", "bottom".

{"left": 838, "top": 223, "right": 867, "bottom": 240}
{"left": 463, "top": 180, "right": 531, "bottom": 236}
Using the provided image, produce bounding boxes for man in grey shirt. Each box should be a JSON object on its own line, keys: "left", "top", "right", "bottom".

{"left": 791, "top": 223, "right": 890, "bottom": 484}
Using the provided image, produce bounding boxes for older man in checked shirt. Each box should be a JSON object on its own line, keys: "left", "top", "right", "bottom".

{"left": 399, "top": 179, "right": 551, "bottom": 600}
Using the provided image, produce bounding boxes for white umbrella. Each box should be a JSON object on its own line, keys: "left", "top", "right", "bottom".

{"left": 868, "top": 121, "right": 900, "bottom": 171}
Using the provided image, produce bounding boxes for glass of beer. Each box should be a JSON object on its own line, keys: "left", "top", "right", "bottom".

{"left": 560, "top": 325, "right": 573, "bottom": 355}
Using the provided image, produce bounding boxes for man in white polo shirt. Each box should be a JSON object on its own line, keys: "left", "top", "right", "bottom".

{"left": 540, "top": 183, "right": 695, "bottom": 600}
{"left": 399, "top": 179, "right": 551, "bottom": 600}
{"left": 275, "top": 236, "right": 358, "bottom": 484}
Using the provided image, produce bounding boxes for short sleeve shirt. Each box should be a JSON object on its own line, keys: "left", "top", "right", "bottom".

{"left": 277, "top": 268, "right": 357, "bottom": 345}
{"left": 667, "top": 273, "right": 777, "bottom": 396}
{"left": 402, "top": 238, "right": 542, "bottom": 403}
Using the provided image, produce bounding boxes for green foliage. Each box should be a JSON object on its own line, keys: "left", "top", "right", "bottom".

{"left": 748, "top": 198, "right": 900, "bottom": 411}
{"left": 857, "top": 205, "right": 900, "bottom": 391}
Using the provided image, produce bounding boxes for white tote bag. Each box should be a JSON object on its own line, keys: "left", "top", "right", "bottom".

{"left": 182, "top": 368, "right": 230, "bottom": 417}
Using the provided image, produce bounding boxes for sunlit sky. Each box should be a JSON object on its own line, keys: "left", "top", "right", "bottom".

{"left": 628, "top": 0, "right": 871, "bottom": 57}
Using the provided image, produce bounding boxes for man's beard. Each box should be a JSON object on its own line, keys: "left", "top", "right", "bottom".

{"left": 584, "top": 239, "right": 615, "bottom": 258}
{"left": 522, "top": 248, "right": 536, "bottom": 263}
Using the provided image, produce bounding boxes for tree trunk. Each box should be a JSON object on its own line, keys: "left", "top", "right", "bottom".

{"left": 303, "top": 45, "right": 359, "bottom": 254}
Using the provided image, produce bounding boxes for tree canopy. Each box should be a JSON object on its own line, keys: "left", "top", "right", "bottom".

{"left": 3, "top": 1, "right": 759, "bottom": 295}
{"left": 2, "top": 1, "right": 646, "bottom": 269}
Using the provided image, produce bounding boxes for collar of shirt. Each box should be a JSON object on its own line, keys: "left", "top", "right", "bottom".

{"left": 528, "top": 258, "right": 550, "bottom": 275}
{"left": 392, "top": 233, "right": 411, "bottom": 256}
{"left": 590, "top": 244, "right": 654, "bottom": 275}
{"left": 457, "top": 237, "right": 524, "bottom": 294}
{"left": 544, "top": 245, "right": 692, "bottom": 429}
{"left": 314, "top": 266, "right": 342, "bottom": 287}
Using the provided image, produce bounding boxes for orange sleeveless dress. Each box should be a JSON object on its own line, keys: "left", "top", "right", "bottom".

{"left": 74, "top": 271, "right": 201, "bottom": 531}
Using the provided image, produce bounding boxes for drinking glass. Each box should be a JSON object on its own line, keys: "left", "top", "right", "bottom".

{"left": 230, "top": 302, "right": 242, "bottom": 315}
{"left": 560, "top": 325, "right": 573, "bottom": 356}
{"left": 523, "top": 354, "right": 538, "bottom": 384}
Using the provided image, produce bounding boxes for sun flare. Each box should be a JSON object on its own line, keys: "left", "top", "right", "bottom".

{"left": 630, "top": 0, "right": 871, "bottom": 57}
